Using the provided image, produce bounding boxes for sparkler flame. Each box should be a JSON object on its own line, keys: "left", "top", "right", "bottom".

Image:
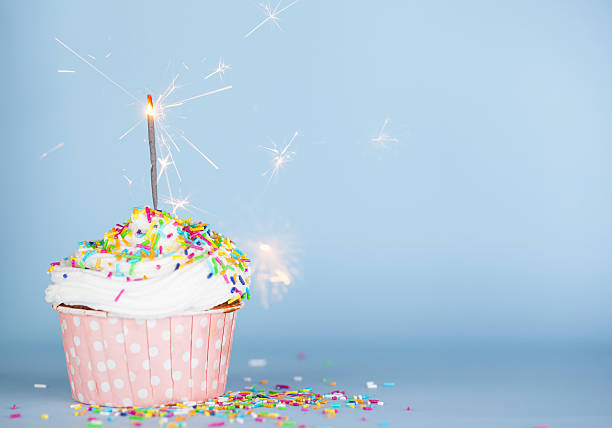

{"left": 146, "top": 94, "right": 154, "bottom": 117}
{"left": 247, "top": 237, "right": 298, "bottom": 308}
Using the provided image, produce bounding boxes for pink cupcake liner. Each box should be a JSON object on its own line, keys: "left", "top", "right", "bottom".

{"left": 55, "top": 304, "right": 240, "bottom": 407}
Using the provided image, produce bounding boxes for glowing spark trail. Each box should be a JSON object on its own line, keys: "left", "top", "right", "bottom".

{"left": 40, "top": 142, "right": 64, "bottom": 159}
{"left": 119, "top": 118, "right": 145, "bottom": 140}
{"left": 54, "top": 37, "right": 141, "bottom": 104}
{"left": 371, "top": 118, "right": 399, "bottom": 147}
{"left": 244, "top": 0, "right": 299, "bottom": 38}
{"left": 181, "top": 135, "right": 220, "bottom": 170}
{"left": 164, "top": 85, "right": 232, "bottom": 109}
{"left": 57, "top": 69, "right": 75, "bottom": 73}
{"left": 204, "top": 58, "right": 231, "bottom": 80}
{"left": 261, "top": 131, "right": 298, "bottom": 183}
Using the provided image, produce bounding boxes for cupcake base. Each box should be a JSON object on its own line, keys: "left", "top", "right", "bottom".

{"left": 54, "top": 302, "right": 241, "bottom": 407}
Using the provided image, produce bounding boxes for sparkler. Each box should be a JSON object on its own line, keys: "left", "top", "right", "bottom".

{"left": 246, "top": 237, "right": 298, "bottom": 309}
{"left": 261, "top": 131, "right": 298, "bottom": 183}
{"left": 40, "top": 142, "right": 64, "bottom": 159}
{"left": 146, "top": 94, "right": 158, "bottom": 210}
{"left": 55, "top": 37, "right": 231, "bottom": 215}
{"left": 244, "top": 0, "right": 299, "bottom": 38}
{"left": 371, "top": 118, "right": 399, "bottom": 147}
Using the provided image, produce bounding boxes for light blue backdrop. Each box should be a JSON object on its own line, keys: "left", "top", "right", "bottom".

{"left": 2, "top": 0, "right": 612, "bottom": 351}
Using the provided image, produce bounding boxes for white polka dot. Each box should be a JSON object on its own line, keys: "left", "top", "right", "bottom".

{"left": 73, "top": 316, "right": 80, "bottom": 326}
{"left": 214, "top": 359, "right": 219, "bottom": 369}
{"left": 188, "top": 379, "right": 193, "bottom": 387}
{"left": 162, "top": 330, "right": 170, "bottom": 341}
{"left": 129, "top": 343, "right": 141, "bottom": 353}
{"left": 195, "top": 338, "right": 204, "bottom": 348}
{"left": 114, "top": 379, "right": 124, "bottom": 389}
{"left": 163, "top": 360, "right": 171, "bottom": 370}
{"left": 87, "top": 361, "right": 92, "bottom": 370}
{"left": 215, "top": 339, "right": 221, "bottom": 350}
{"left": 109, "top": 317, "right": 118, "bottom": 324}
{"left": 75, "top": 356, "right": 81, "bottom": 366}
{"left": 217, "top": 319, "right": 223, "bottom": 329}
{"left": 174, "top": 324, "right": 184, "bottom": 334}
{"left": 100, "top": 381, "right": 110, "bottom": 392}
{"left": 200, "top": 318, "right": 208, "bottom": 328}
{"left": 97, "top": 361, "right": 106, "bottom": 372}
{"left": 116, "top": 333, "right": 124, "bottom": 343}
{"left": 200, "top": 381, "right": 207, "bottom": 391}
{"left": 129, "top": 371, "right": 136, "bottom": 382}
{"left": 77, "top": 392, "right": 84, "bottom": 402}
{"left": 136, "top": 319, "right": 145, "bottom": 325}
{"left": 87, "top": 380, "right": 95, "bottom": 391}
{"left": 70, "top": 365, "right": 75, "bottom": 375}
{"left": 165, "top": 388, "right": 173, "bottom": 398}
{"left": 107, "top": 359, "right": 116, "bottom": 370}
{"left": 137, "top": 388, "right": 148, "bottom": 398}
{"left": 93, "top": 341, "right": 103, "bottom": 351}
{"left": 151, "top": 376, "right": 160, "bottom": 386}
{"left": 212, "top": 380, "right": 218, "bottom": 389}
{"left": 73, "top": 336, "right": 81, "bottom": 346}
{"left": 70, "top": 347, "right": 76, "bottom": 357}
{"left": 89, "top": 320, "right": 99, "bottom": 331}
{"left": 142, "top": 359, "right": 150, "bottom": 370}
{"left": 182, "top": 352, "right": 190, "bottom": 362}
{"left": 149, "top": 347, "right": 158, "bottom": 357}
{"left": 172, "top": 371, "right": 182, "bottom": 380}
{"left": 122, "top": 398, "right": 132, "bottom": 407}
{"left": 191, "top": 358, "right": 199, "bottom": 368}
{"left": 147, "top": 320, "right": 157, "bottom": 328}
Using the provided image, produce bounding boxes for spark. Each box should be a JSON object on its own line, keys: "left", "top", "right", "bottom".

{"left": 371, "top": 118, "right": 399, "bottom": 147}
{"left": 164, "top": 85, "right": 232, "bottom": 109}
{"left": 105, "top": 52, "right": 112, "bottom": 58}
{"left": 245, "top": 0, "right": 299, "bottom": 38}
{"left": 180, "top": 135, "right": 220, "bottom": 170}
{"left": 162, "top": 194, "right": 195, "bottom": 216}
{"left": 261, "top": 131, "right": 298, "bottom": 183}
{"left": 54, "top": 36, "right": 142, "bottom": 104}
{"left": 157, "top": 153, "right": 174, "bottom": 182}
{"left": 204, "top": 58, "right": 231, "bottom": 80}
{"left": 182, "top": 62, "right": 190, "bottom": 70}
{"left": 122, "top": 174, "right": 133, "bottom": 186}
{"left": 246, "top": 235, "right": 299, "bottom": 309}
{"left": 87, "top": 54, "right": 96, "bottom": 60}
{"left": 40, "top": 142, "right": 64, "bottom": 159}
{"left": 57, "top": 69, "right": 75, "bottom": 73}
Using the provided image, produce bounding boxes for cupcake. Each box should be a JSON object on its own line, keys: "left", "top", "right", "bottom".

{"left": 45, "top": 207, "right": 251, "bottom": 407}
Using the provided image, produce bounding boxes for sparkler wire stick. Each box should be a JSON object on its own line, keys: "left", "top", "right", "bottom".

{"left": 146, "top": 94, "right": 158, "bottom": 210}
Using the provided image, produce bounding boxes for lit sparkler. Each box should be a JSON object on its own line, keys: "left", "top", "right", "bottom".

{"left": 55, "top": 37, "right": 231, "bottom": 212}
{"left": 40, "top": 142, "right": 65, "bottom": 159}
{"left": 246, "top": 237, "right": 299, "bottom": 308}
{"left": 244, "top": 0, "right": 299, "bottom": 38}
{"left": 371, "top": 118, "right": 399, "bottom": 147}
{"left": 204, "top": 58, "right": 231, "bottom": 80}
{"left": 261, "top": 131, "right": 298, "bottom": 183}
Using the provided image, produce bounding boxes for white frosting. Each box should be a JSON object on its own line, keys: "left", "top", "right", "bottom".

{"left": 45, "top": 207, "right": 250, "bottom": 318}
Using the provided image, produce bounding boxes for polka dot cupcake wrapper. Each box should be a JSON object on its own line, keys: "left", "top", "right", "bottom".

{"left": 56, "top": 306, "right": 238, "bottom": 407}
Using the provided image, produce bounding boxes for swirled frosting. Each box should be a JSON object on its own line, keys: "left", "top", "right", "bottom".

{"left": 45, "top": 207, "right": 251, "bottom": 318}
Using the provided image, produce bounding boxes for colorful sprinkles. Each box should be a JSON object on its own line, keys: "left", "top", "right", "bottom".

{"left": 47, "top": 207, "right": 250, "bottom": 305}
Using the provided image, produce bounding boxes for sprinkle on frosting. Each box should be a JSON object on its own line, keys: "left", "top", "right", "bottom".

{"left": 47, "top": 207, "right": 251, "bottom": 306}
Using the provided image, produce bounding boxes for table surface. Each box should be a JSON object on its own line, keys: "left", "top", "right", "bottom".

{"left": 2, "top": 343, "right": 611, "bottom": 428}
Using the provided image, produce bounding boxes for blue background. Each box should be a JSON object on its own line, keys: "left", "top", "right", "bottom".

{"left": 2, "top": 1, "right": 612, "bottom": 427}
